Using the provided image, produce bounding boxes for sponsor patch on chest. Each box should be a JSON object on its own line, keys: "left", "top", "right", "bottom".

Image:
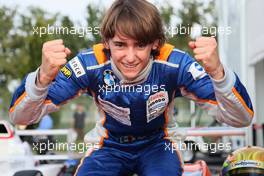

{"left": 146, "top": 91, "right": 169, "bottom": 123}
{"left": 97, "top": 96, "right": 131, "bottom": 126}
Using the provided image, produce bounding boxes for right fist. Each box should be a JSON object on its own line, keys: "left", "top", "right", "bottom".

{"left": 38, "top": 39, "right": 71, "bottom": 87}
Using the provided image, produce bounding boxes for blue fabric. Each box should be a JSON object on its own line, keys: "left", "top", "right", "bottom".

{"left": 37, "top": 114, "right": 53, "bottom": 129}
{"left": 76, "top": 132, "right": 182, "bottom": 176}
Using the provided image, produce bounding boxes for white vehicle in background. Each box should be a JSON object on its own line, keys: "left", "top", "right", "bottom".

{"left": 0, "top": 120, "right": 65, "bottom": 176}
{"left": 173, "top": 102, "right": 245, "bottom": 163}
{"left": 0, "top": 120, "right": 36, "bottom": 175}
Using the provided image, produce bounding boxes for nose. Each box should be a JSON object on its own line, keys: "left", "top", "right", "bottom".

{"left": 125, "top": 47, "right": 136, "bottom": 63}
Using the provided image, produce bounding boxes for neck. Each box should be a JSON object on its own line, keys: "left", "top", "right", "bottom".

{"left": 111, "top": 57, "right": 153, "bottom": 85}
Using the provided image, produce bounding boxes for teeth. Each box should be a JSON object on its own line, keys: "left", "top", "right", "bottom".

{"left": 123, "top": 63, "right": 137, "bottom": 68}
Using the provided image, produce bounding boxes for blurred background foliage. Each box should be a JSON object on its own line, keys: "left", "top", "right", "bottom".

{"left": 0, "top": 0, "right": 216, "bottom": 128}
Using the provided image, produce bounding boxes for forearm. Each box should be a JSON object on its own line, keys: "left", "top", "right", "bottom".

{"left": 9, "top": 69, "right": 58, "bottom": 125}
{"left": 211, "top": 65, "right": 254, "bottom": 127}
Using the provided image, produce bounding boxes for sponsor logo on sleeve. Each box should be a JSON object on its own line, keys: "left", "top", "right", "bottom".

{"left": 188, "top": 62, "right": 207, "bottom": 80}
{"left": 60, "top": 65, "right": 72, "bottom": 78}
{"left": 69, "top": 57, "right": 86, "bottom": 78}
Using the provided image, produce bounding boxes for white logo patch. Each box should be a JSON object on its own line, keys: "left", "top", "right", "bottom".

{"left": 146, "top": 91, "right": 169, "bottom": 123}
{"left": 69, "top": 57, "right": 85, "bottom": 78}
{"left": 188, "top": 62, "right": 207, "bottom": 80}
{"left": 97, "top": 96, "right": 131, "bottom": 126}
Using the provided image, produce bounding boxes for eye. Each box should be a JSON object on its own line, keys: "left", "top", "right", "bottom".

{"left": 114, "top": 42, "right": 124, "bottom": 48}
{"left": 137, "top": 43, "right": 147, "bottom": 49}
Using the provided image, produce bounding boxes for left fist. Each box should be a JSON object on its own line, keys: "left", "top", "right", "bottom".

{"left": 189, "top": 37, "right": 224, "bottom": 80}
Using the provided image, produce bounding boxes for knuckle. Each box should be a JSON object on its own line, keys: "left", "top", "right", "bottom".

{"left": 211, "top": 39, "right": 217, "bottom": 46}
{"left": 61, "top": 45, "right": 66, "bottom": 50}
{"left": 62, "top": 59, "right": 67, "bottom": 65}
{"left": 213, "top": 42, "right": 218, "bottom": 48}
{"left": 197, "top": 37, "right": 202, "bottom": 41}
{"left": 42, "top": 44, "right": 47, "bottom": 51}
{"left": 43, "top": 42, "right": 47, "bottom": 48}
{"left": 194, "top": 55, "right": 201, "bottom": 60}
{"left": 62, "top": 52, "right": 67, "bottom": 57}
{"left": 58, "top": 39, "right": 63, "bottom": 43}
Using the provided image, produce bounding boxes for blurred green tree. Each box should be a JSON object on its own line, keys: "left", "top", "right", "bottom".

{"left": 0, "top": 6, "right": 18, "bottom": 115}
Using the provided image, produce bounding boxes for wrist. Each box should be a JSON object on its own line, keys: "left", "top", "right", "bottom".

{"left": 208, "top": 64, "right": 224, "bottom": 80}
{"left": 36, "top": 68, "right": 51, "bottom": 88}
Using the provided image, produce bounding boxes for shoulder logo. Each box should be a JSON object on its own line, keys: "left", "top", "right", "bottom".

{"left": 69, "top": 57, "right": 85, "bottom": 78}
{"left": 60, "top": 65, "right": 72, "bottom": 78}
{"left": 188, "top": 62, "right": 207, "bottom": 80}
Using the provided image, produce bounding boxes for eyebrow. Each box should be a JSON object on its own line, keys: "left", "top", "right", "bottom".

{"left": 112, "top": 40, "right": 144, "bottom": 46}
{"left": 112, "top": 40, "right": 125, "bottom": 43}
{"left": 112, "top": 40, "right": 127, "bottom": 45}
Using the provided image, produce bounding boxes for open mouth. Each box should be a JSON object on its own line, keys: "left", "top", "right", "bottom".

{"left": 122, "top": 63, "right": 139, "bottom": 68}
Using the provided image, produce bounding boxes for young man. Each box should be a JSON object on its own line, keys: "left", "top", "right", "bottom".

{"left": 9, "top": 0, "right": 253, "bottom": 175}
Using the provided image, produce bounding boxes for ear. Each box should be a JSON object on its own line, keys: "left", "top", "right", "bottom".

{"left": 152, "top": 40, "right": 160, "bottom": 50}
{"left": 103, "top": 40, "right": 110, "bottom": 49}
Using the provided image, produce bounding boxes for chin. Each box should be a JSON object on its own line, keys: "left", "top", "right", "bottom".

{"left": 123, "top": 72, "right": 139, "bottom": 80}
{"left": 124, "top": 75, "right": 138, "bottom": 81}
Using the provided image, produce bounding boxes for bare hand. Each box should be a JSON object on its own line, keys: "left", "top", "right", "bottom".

{"left": 38, "top": 39, "right": 71, "bottom": 87}
{"left": 189, "top": 37, "right": 224, "bottom": 80}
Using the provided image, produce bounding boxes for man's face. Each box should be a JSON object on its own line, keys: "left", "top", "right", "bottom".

{"left": 106, "top": 33, "right": 158, "bottom": 80}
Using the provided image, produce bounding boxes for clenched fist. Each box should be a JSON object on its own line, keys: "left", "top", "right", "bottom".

{"left": 189, "top": 37, "right": 224, "bottom": 80}
{"left": 38, "top": 39, "right": 71, "bottom": 87}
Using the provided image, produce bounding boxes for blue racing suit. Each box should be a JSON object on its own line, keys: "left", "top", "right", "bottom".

{"left": 9, "top": 44, "right": 254, "bottom": 176}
